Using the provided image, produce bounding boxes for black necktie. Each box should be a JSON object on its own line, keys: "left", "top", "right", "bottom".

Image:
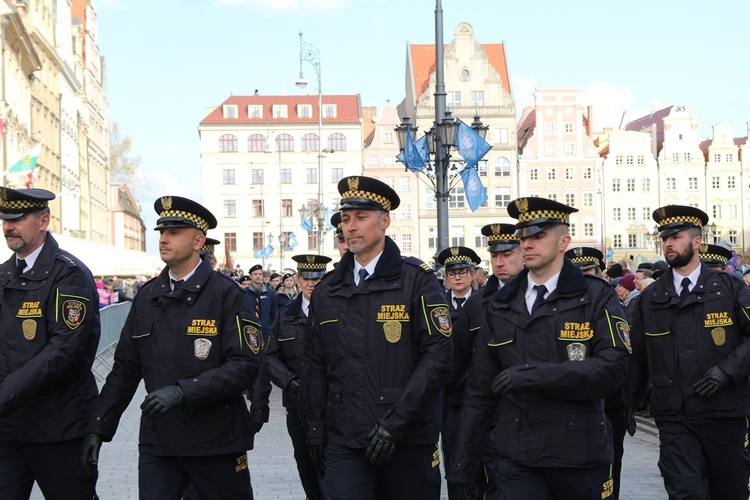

{"left": 171, "top": 279, "right": 184, "bottom": 290}
{"left": 531, "top": 285, "right": 547, "bottom": 314}
{"left": 679, "top": 277, "right": 691, "bottom": 300}
{"left": 14, "top": 259, "right": 26, "bottom": 278}
{"left": 454, "top": 297, "right": 466, "bottom": 311}
{"left": 358, "top": 268, "right": 369, "bottom": 286}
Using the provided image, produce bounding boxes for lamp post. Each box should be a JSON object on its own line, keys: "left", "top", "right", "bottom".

{"left": 648, "top": 224, "right": 661, "bottom": 255}
{"left": 298, "top": 203, "right": 329, "bottom": 253}
{"left": 296, "top": 31, "right": 325, "bottom": 255}
{"left": 703, "top": 222, "right": 717, "bottom": 244}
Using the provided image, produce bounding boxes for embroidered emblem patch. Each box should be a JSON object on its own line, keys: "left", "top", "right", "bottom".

{"left": 194, "top": 338, "right": 212, "bottom": 360}
{"left": 22, "top": 319, "right": 36, "bottom": 340}
{"left": 62, "top": 299, "right": 86, "bottom": 330}
{"left": 566, "top": 342, "right": 587, "bottom": 361}
{"left": 383, "top": 321, "right": 401, "bottom": 343}
{"left": 244, "top": 324, "right": 261, "bottom": 354}
{"left": 616, "top": 321, "right": 632, "bottom": 353}
{"left": 711, "top": 327, "right": 726, "bottom": 346}
{"left": 430, "top": 307, "right": 452, "bottom": 337}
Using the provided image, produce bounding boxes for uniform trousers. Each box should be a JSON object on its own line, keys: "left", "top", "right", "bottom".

{"left": 0, "top": 438, "right": 97, "bottom": 500}
{"left": 496, "top": 460, "right": 612, "bottom": 500}
{"left": 605, "top": 405, "right": 627, "bottom": 500}
{"left": 139, "top": 452, "right": 252, "bottom": 500}
{"left": 286, "top": 409, "right": 323, "bottom": 500}
{"left": 657, "top": 417, "right": 749, "bottom": 500}
{"left": 324, "top": 443, "right": 441, "bottom": 500}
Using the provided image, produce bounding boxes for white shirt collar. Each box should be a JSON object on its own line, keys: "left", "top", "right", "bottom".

{"left": 525, "top": 271, "right": 561, "bottom": 314}
{"left": 169, "top": 261, "right": 201, "bottom": 290}
{"left": 18, "top": 242, "right": 45, "bottom": 273}
{"left": 451, "top": 289, "right": 472, "bottom": 308}
{"left": 353, "top": 251, "right": 383, "bottom": 285}
{"left": 301, "top": 295, "right": 310, "bottom": 316}
{"left": 673, "top": 265, "right": 702, "bottom": 295}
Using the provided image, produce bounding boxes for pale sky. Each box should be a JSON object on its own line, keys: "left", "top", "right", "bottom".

{"left": 96, "top": 0, "right": 750, "bottom": 253}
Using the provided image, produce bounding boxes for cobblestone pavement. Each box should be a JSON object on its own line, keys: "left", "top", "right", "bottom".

{"left": 31, "top": 385, "right": 667, "bottom": 499}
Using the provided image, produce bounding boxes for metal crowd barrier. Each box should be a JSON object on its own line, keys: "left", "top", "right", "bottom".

{"left": 91, "top": 301, "right": 131, "bottom": 383}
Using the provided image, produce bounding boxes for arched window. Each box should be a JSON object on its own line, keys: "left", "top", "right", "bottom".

{"left": 219, "top": 134, "right": 237, "bottom": 153}
{"left": 327, "top": 133, "right": 346, "bottom": 152}
{"left": 301, "top": 133, "right": 320, "bottom": 152}
{"left": 494, "top": 157, "right": 510, "bottom": 176}
{"left": 276, "top": 133, "right": 294, "bottom": 152}
{"left": 248, "top": 134, "right": 266, "bottom": 152}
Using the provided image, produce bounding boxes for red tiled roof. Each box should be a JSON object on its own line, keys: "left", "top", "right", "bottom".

{"left": 409, "top": 42, "right": 511, "bottom": 100}
{"left": 516, "top": 106, "right": 536, "bottom": 150}
{"left": 200, "top": 94, "right": 362, "bottom": 125}
{"left": 625, "top": 105, "right": 673, "bottom": 154}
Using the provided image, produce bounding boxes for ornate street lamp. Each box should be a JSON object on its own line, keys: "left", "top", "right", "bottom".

{"left": 703, "top": 222, "right": 717, "bottom": 244}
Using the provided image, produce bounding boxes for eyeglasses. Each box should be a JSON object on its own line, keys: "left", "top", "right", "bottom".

{"left": 446, "top": 268, "right": 470, "bottom": 278}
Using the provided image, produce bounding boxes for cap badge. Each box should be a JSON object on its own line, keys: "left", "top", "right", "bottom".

{"left": 307, "top": 255, "right": 315, "bottom": 263}
{"left": 347, "top": 177, "right": 359, "bottom": 191}
{"left": 450, "top": 247, "right": 459, "bottom": 256}
{"left": 491, "top": 223, "right": 500, "bottom": 234}
{"left": 516, "top": 198, "right": 529, "bottom": 213}
{"left": 161, "top": 196, "right": 173, "bottom": 211}
{"left": 0, "top": 189, "right": 6, "bottom": 201}
{"left": 574, "top": 247, "right": 583, "bottom": 256}
{"left": 656, "top": 207, "right": 666, "bottom": 221}
{"left": 700, "top": 243, "right": 708, "bottom": 253}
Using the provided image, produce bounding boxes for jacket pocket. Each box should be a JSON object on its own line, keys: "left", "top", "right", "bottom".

{"left": 648, "top": 373, "right": 677, "bottom": 414}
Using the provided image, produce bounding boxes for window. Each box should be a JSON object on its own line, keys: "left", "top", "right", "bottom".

{"left": 282, "top": 199, "right": 293, "bottom": 217}
{"left": 613, "top": 234, "right": 622, "bottom": 248}
{"left": 401, "top": 204, "right": 411, "bottom": 219}
{"left": 726, "top": 153, "right": 734, "bottom": 162}
{"left": 252, "top": 199, "right": 264, "bottom": 217}
{"left": 225, "top": 233, "right": 237, "bottom": 252}
{"left": 564, "top": 123, "right": 574, "bottom": 134}
{"left": 628, "top": 234, "right": 637, "bottom": 247}
{"left": 301, "top": 133, "right": 319, "bottom": 152}
{"left": 248, "top": 134, "right": 266, "bottom": 152}
{"left": 672, "top": 153, "right": 680, "bottom": 162}
{"left": 547, "top": 168, "right": 557, "bottom": 181}
{"left": 688, "top": 177, "right": 698, "bottom": 190}
{"left": 627, "top": 207, "right": 636, "bottom": 221}
{"left": 584, "top": 223, "right": 594, "bottom": 237}
{"left": 530, "top": 168, "right": 539, "bottom": 181}
{"left": 331, "top": 168, "right": 343, "bottom": 182}
{"left": 712, "top": 176, "right": 720, "bottom": 189}
{"left": 583, "top": 167, "right": 592, "bottom": 180}
{"left": 499, "top": 128, "right": 509, "bottom": 144}
{"left": 627, "top": 179, "right": 635, "bottom": 192}
{"left": 223, "top": 105, "right": 237, "bottom": 119}
{"left": 565, "top": 167, "right": 574, "bottom": 181}
{"left": 713, "top": 153, "right": 722, "bottom": 163}
{"left": 471, "top": 91, "right": 484, "bottom": 106}
{"left": 565, "top": 193, "right": 576, "bottom": 207}
{"left": 612, "top": 179, "right": 620, "bottom": 192}
{"left": 307, "top": 233, "right": 318, "bottom": 251}
{"left": 223, "top": 200, "right": 236, "bottom": 218}
{"left": 220, "top": 134, "right": 237, "bottom": 152}
{"left": 495, "top": 187, "right": 511, "bottom": 208}
{"left": 547, "top": 193, "right": 558, "bottom": 201}
{"left": 384, "top": 155, "right": 394, "bottom": 166}
{"left": 569, "top": 223, "right": 576, "bottom": 237}
{"left": 447, "top": 91, "right": 461, "bottom": 107}
{"left": 713, "top": 205, "right": 721, "bottom": 218}
{"left": 272, "top": 104, "right": 287, "bottom": 118}
{"left": 643, "top": 207, "right": 651, "bottom": 220}
{"left": 251, "top": 169, "right": 264, "bottom": 184}
{"left": 280, "top": 168, "right": 291, "bottom": 184}
{"left": 666, "top": 178, "right": 676, "bottom": 190}
{"left": 564, "top": 143, "right": 575, "bottom": 155}
{"left": 401, "top": 234, "right": 412, "bottom": 251}
{"left": 425, "top": 188, "right": 436, "bottom": 209}
{"left": 282, "top": 231, "right": 293, "bottom": 250}
{"left": 613, "top": 208, "right": 621, "bottom": 221}
{"left": 637, "top": 155, "right": 645, "bottom": 165}
{"left": 583, "top": 193, "right": 593, "bottom": 208}
{"left": 615, "top": 155, "right": 623, "bottom": 166}
{"left": 276, "top": 134, "right": 294, "bottom": 152}
{"left": 729, "top": 204, "right": 738, "bottom": 218}
{"left": 306, "top": 168, "right": 317, "bottom": 183}
{"left": 401, "top": 177, "right": 411, "bottom": 191}
{"left": 728, "top": 176, "right": 736, "bottom": 189}
{"left": 450, "top": 226, "right": 465, "bottom": 246}
{"left": 248, "top": 105, "right": 262, "bottom": 119}
{"left": 494, "top": 157, "right": 510, "bottom": 176}
{"left": 384, "top": 132, "right": 394, "bottom": 143}
{"left": 545, "top": 143, "right": 555, "bottom": 155}
{"left": 642, "top": 178, "right": 651, "bottom": 192}
{"left": 369, "top": 155, "right": 379, "bottom": 166}
{"left": 385, "top": 176, "right": 395, "bottom": 188}
{"left": 729, "top": 230, "right": 738, "bottom": 245}
{"left": 323, "top": 105, "right": 336, "bottom": 118}
{"left": 222, "top": 169, "right": 235, "bottom": 184}
{"left": 428, "top": 228, "right": 437, "bottom": 249}
{"left": 626, "top": 155, "right": 634, "bottom": 166}
{"left": 252, "top": 233, "right": 264, "bottom": 251}
{"left": 297, "top": 104, "right": 312, "bottom": 118}
{"left": 449, "top": 187, "right": 465, "bottom": 208}
{"left": 684, "top": 153, "right": 691, "bottom": 162}
{"left": 545, "top": 123, "right": 555, "bottom": 134}
{"left": 328, "top": 133, "right": 346, "bottom": 151}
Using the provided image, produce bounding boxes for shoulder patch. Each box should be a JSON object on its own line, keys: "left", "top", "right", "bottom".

{"left": 57, "top": 253, "right": 79, "bottom": 268}
{"left": 402, "top": 256, "right": 434, "bottom": 274}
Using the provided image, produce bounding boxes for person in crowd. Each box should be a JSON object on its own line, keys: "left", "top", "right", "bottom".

{"left": 81, "top": 196, "right": 262, "bottom": 499}
{"left": 97, "top": 280, "right": 113, "bottom": 308}
{"left": 616, "top": 274, "right": 639, "bottom": 318}
{"left": 605, "top": 263, "right": 624, "bottom": 283}
{"left": 305, "top": 176, "right": 452, "bottom": 499}
{"left": 0, "top": 187, "right": 101, "bottom": 499}
{"left": 449, "top": 197, "right": 629, "bottom": 499}
{"left": 276, "top": 273, "right": 297, "bottom": 307}
{"left": 266, "top": 254, "right": 331, "bottom": 500}
{"left": 244, "top": 263, "right": 278, "bottom": 343}
{"left": 331, "top": 212, "right": 349, "bottom": 259}
{"left": 633, "top": 263, "right": 653, "bottom": 292}
{"left": 269, "top": 273, "right": 282, "bottom": 291}
{"left": 474, "top": 266, "right": 488, "bottom": 288}
{"left": 624, "top": 205, "right": 750, "bottom": 499}
{"left": 699, "top": 242, "right": 733, "bottom": 272}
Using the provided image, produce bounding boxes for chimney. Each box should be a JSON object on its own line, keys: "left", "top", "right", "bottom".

{"left": 586, "top": 105, "right": 594, "bottom": 136}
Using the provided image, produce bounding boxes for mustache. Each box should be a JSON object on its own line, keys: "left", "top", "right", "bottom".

{"left": 4, "top": 232, "right": 21, "bottom": 238}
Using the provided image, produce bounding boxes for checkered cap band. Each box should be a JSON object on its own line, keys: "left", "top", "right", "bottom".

{"left": 517, "top": 209, "right": 569, "bottom": 224}
{"left": 159, "top": 209, "right": 210, "bottom": 233}
{"left": 700, "top": 252, "right": 729, "bottom": 265}
{"left": 658, "top": 215, "right": 703, "bottom": 228}
{"left": 488, "top": 233, "right": 519, "bottom": 244}
{"left": 341, "top": 189, "right": 391, "bottom": 212}
{"left": 202, "top": 244, "right": 215, "bottom": 253}
{"left": 0, "top": 198, "right": 47, "bottom": 211}
{"left": 444, "top": 255, "right": 476, "bottom": 265}
{"left": 297, "top": 262, "right": 328, "bottom": 271}
{"left": 570, "top": 256, "right": 602, "bottom": 267}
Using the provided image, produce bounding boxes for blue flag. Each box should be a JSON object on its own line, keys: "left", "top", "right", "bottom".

{"left": 455, "top": 119, "right": 492, "bottom": 168}
{"left": 288, "top": 233, "right": 299, "bottom": 249}
{"left": 262, "top": 244, "right": 274, "bottom": 259}
{"left": 324, "top": 208, "right": 336, "bottom": 233}
{"left": 460, "top": 166, "right": 487, "bottom": 212}
{"left": 300, "top": 214, "right": 313, "bottom": 234}
{"left": 253, "top": 249, "right": 262, "bottom": 258}
{"left": 401, "top": 130, "right": 427, "bottom": 173}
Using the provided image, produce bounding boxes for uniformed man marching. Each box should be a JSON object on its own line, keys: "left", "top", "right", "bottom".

{"left": 305, "top": 176, "right": 453, "bottom": 499}
{"left": 0, "top": 187, "right": 100, "bottom": 499}
{"left": 267, "top": 254, "right": 331, "bottom": 500}
{"left": 565, "top": 246, "right": 606, "bottom": 276}
{"left": 81, "top": 196, "right": 262, "bottom": 499}
{"left": 449, "top": 197, "right": 630, "bottom": 499}
{"left": 698, "top": 242, "right": 733, "bottom": 271}
{"left": 623, "top": 205, "right": 750, "bottom": 499}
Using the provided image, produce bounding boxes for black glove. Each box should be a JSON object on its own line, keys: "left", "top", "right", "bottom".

{"left": 365, "top": 424, "right": 397, "bottom": 464}
{"left": 141, "top": 385, "right": 184, "bottom": 419}
{"left": 491, "top": 369, "right": 513, "bottom": 397}
{"left": 693, "top": 366, "right": 731, "bottom": 398}
{"left": 287, "top": 378, "right": 300, "bottom": 399}
{"left": 624, "top": 407, "right": 637, "bottom": 436}
{"left": 81, "top": 433, "right": 104, "bottom": 473}
{"left": 309, "top": 444, "right": 326, "bottom": 475}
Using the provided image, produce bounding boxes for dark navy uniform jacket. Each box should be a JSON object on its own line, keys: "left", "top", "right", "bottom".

{"left": 244, "top": 284, "right": 278, "bottom": 341}
{"left": 0, "top": 233, "right": 100, "bottom": 442}
{"left": 305, "top": 237, "right": 453, "bottom": 448}
{"left": 449, "top": 259, "right": 630, "bottom": 482}
{"left": 623, "top": 264, "right": 750, "bottom": 420}
{"left": 87, "top": 258, "right": 261, "bottom": 456}
{"left": 267, "top": 294, "right": 307, "bottom": 410}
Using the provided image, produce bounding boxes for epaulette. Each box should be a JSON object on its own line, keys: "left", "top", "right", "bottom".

{"left": 57, "top": 252, "right": 79, "bottom": 268}
{"left": 402, "top": 256, "right": 434, "bottom": 274}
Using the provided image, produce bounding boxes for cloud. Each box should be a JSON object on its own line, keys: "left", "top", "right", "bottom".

{"left": 510, "top": 74, "right": 538, "bottom": 117}
{"left": 216, "top": 0, "right": 353, "bottom": 12}
{"left": 582, "top": 81, "right": 669, "bottom": 131}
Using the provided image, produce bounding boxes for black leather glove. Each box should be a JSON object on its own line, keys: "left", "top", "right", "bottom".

{"left": 309, "top": 444, "right": 326, "bottom": 475}
{"left": 693, "top": 366, "right": 731, "bottom": 398}
{"left": 491, "top": 369, "right": 513, "bottom": 397}
{"left": 287, "top": 378, "right": 300, "bottom": 399}
{"left": 624, "top": 407, "right": 637, "bottom": 436}
{"left": 81, "top": 433, "right": 104, "bottom": 473}
{"left": 365, "top": 424, "right": 397, "bottom": 464}
{"left": 141, "top": 385, "right": 184, "bottom": 419}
